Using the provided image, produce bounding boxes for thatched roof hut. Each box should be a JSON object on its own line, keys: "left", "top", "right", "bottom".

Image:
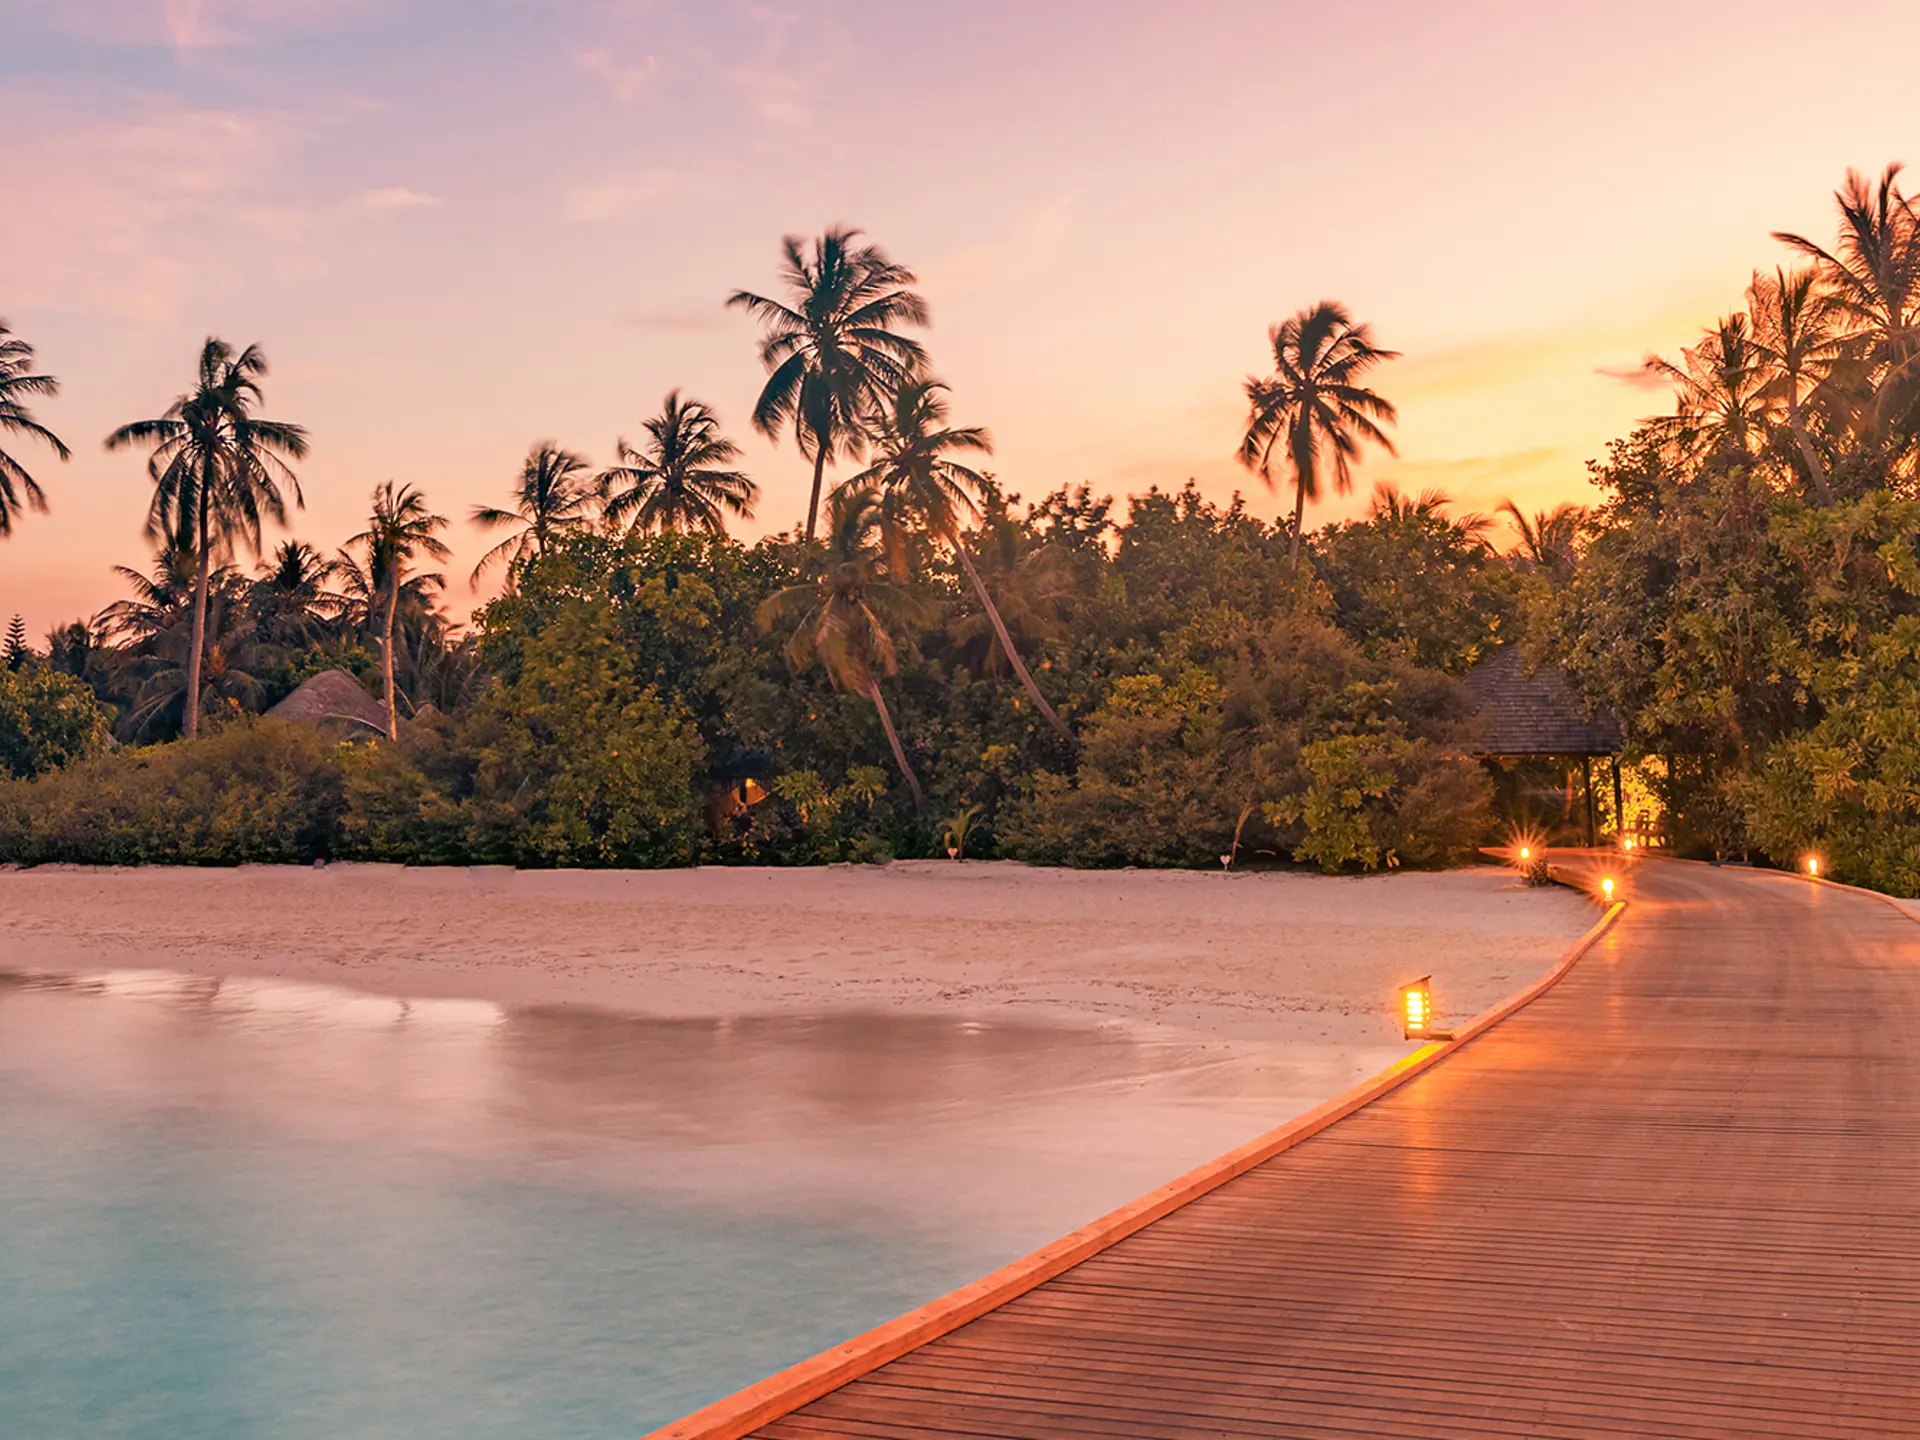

{"left": 1462, "top": 647, "right": 1620, "bottom": 758}
{"left": 267, "top": 669, "right": 389, "bottom": 737}
{"left": 1462, "top": 647, "right": 1623, "bottom": 845}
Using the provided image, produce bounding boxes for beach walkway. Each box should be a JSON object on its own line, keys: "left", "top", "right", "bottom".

{"left": 716, "top": 860, "right": 1920, "bottom": 1438}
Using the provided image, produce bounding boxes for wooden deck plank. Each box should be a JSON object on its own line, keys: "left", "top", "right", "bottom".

{"left": 740, "top": 862, "right": 1920, "bottom": 1438}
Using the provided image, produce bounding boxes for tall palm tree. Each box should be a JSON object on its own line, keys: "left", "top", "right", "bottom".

{"left": 756, "top": 485, "right": 933, "bottom": 808}
{"left": 728, "top": 227, "right": 929, "bottom": 542}
{"left": 838, "top": 379, "right": 1075, "bottom": 745}
{"left": 1497, "top": 500, "right": 1586, "bottom": 584}
{"left": 469, "top": 441, "right": 602, "bottom": 586}
{"left": 1747, "top": 266, "right": 1842, "bottom": 501}
{"left": 1239, "top": 302, "right": 1400, "bottom": 563}
{"left": 346, "top": 482, "right": 449, "bottom": 739}
{"left": 104, "top": 338, "right": 307, "bottom": 739}
{"left": 600, "top": 391, "right": 758, "bottom": 536}
{"left": 0, "top": 322, "right": 70, "bottom": 537}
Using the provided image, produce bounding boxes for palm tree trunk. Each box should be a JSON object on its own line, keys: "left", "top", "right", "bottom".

{"left": 382, "top": 584, "right": 400, "bottom": 740}
{"left": 1289, "top": 483, "right": 1307, "bottom": 565}
{"left": 951, "top": 539, "right": 1075, "bottom": 747}
{"left": 804, "top": 447, "right": 828, "bottom": 544}
{"left": 182, "top": 490, "right": 211, "bottom": 741}
{"left": 867, "top": 677, "right": 924, "bottom": 810}
{"left": 1785, "top": 393, "right": 1833, "bottom": 503}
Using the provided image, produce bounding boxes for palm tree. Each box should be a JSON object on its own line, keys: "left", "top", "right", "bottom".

{"left": 756, "top": 485, "right": 933, "bottom": 807}
{"left": 346, "top": 482, "right": 450, "bottom": 739}
{"left": 948, "top": 485, "right": 1073, "bottom": 682}
{"left": 1368, "top": 483, "right": 1493, "bottom": 545}
{"left": 98, "top": 543, "right": 259, "bottom": 739}
{"left": 1239, "top": 302, "right": 1400, "bottom": 563}
{"left": 600, "top": 392, "right": 758, "bottom": 536}
{"left": 251, "top": 540, "right": 343, "bottom": 646}
{"left": 104, "top": 338, "right": 307, "bottom": 739}
{"left": 1497, "top": 500, "right": 1586, "bottom": 584}
{"left": 1747, "top": 266, "right": 1842, "bottom": 501}
{"left": 470, "top": 442, "right": 602, "bottom": 586}
{"left": 838, "top": 379, "right": 1075, "bottom": 744}
{"left": 1775, "top": 165, "right": 1920, "bottom": 450}
{"left": 728, "top": 227, "right": 929, "bottom": 542}
{"left": 1644, "top": 316, "right": 1775, "bottom": 506}
{"left": 0, "top": 322, "right": 70, "bottom": 537}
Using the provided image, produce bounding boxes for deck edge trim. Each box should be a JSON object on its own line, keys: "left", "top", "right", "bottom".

{"left": 641, "top": 897, "right": 1626, "bottom": 1440}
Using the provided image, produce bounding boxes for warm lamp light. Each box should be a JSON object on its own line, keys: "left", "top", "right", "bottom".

{"left": 1622, "top": 837, "right": 1635, "bottom": 851}
{"left": 1518, "top": 845, "right": 1531, "bottom": 862}
{"left": 1402, "top": 976, "right": 1432, "bottom": 1040}
{"left": 1601, "top": 877, "right": 1616, "bottom": 901}
{"left": 1806, "top": 857, "right": 1821, "bottom": 878}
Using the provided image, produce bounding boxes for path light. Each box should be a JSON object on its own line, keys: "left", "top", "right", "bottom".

{"left": 1622, "top": 836, "right": 1635, "bottom": 852}
{"left": 1519, "top": 845, "right": 1531, "bottom": 862}
{"left": 1601, "top": 877, "right": 1616, "bottom": 901}
{"left": 1400, "top": 976, "right": 1456, "bottom": 1043}
{"left": 1806, "top": 856, "right": 1821, "bottom": 878}
{"left": 1402, "top": 977, "right": 1432, "bottom": 1039}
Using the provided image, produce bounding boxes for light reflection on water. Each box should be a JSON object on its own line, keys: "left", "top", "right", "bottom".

{"left": 0, "top": 968, "right": 1401, "bottom": 1439}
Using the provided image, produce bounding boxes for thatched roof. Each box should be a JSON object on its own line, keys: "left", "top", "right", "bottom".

{"left": 267, "top": 669, "right": 389, "bottom": 736}
{"left": 1463, "top": 647, "right": 1621, "bottom": 757}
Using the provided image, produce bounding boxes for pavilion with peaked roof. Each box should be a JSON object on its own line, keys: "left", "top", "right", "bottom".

{"left": 1462, "top": 646, "right": 1624, "bottom": 845}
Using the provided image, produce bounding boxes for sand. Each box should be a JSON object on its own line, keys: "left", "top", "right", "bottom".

{"left": 0, "top": 861, "right": 1597, "bottom": 1045}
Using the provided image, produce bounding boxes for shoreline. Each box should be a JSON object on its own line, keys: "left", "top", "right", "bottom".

{"left": 0, "top": 860, "right": 1595, "bottom": 1046}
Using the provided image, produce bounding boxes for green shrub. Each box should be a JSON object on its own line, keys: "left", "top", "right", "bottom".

{"left": 0, "top": 719, "right": 346, "bottom": 865}
{"left": 0, "top": 664, "right": 111, "bottom": 780}
{"left": 467, "top": 600, "right": 704, "bottom": 866}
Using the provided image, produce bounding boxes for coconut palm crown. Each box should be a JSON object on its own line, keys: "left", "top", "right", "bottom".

{"left": 0, "top": 322, "right": 70, "bottom": 537}
{"left": 1239, "top": 301, "right": 1400, "bottom": 562}
{"left": 470, "top": 442, "right": 601, "bottom": 586}
{"left": 728, "top": 226, "right": 929, "bottom": 542}
{"left": 839, "top": 379, "right": 1075, "bottom": 745}
{"left": 600, "top": 391, "right": 757, "bottom": 537}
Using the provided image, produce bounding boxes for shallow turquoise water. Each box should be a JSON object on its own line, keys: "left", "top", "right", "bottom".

{"left": 0, "top": 970, "right": 1365, "bottom": 1439}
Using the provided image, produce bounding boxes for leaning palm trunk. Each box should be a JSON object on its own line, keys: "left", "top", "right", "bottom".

{"left": 950, "top": 539, "right": 1074, "bottom": 746}
{"left": 866, "top": 677, "right": 924, "bottom": 810}
{"left": 1289, "top": 484, "right": 1308, "bottom": 565}
{"left": 381, "top": 584, "right": 400, "bottom": 740}
{"left": 1784, "top": 395, "right": 1833, "bottom": 503}
{"left": 182, "top": 490, "right": 211, "bottom": 740}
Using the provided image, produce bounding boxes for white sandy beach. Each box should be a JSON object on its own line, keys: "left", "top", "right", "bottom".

{"left": 0, "top": 861, "right": 1596, "bottom": 1044}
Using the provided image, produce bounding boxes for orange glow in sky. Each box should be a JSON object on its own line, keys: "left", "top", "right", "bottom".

{"left": 5, "top": 0, "right": 1920, "bottom": 633}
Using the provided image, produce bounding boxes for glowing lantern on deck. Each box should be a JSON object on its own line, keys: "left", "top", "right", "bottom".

{"left": 1601, "top": 877, "right": 1616, "bottom": 901}
{"left": 1402, "top": 977, "right": 1433, "bottom": 1040}
{"left": 1519, "top": 846, "right": 1531, "bottom": 862}
{"left": 1806, "top": 857, "right": 1821, "bottom": 878}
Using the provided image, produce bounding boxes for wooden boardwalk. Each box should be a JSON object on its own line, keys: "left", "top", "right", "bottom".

{"left": 729, "top": 861, "right": 1920, "bottom": 1438}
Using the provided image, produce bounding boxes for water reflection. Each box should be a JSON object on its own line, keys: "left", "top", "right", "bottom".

{"left": 0, "top": 967, "right": 1404, "bottom": 1438}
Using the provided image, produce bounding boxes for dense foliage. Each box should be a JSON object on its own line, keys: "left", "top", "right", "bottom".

{"left": 8, "top": 175, "right": 1920, "bottom": 889}
{"left": 1539, "top": 166, "right": 1920, "bottom": 890}
{"left": 0, "top": 480, "right": 1511, "bottom": 870}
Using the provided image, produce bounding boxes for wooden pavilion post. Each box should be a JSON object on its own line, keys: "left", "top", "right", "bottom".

{"left": 1612, "top": 758, "right": 1624, "bottom": 839}
{"left": 1582, "top": 754, "right": 1596, "bottom": 847}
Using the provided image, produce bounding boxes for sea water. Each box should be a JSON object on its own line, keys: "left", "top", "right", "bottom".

{"left": 0, "top": 968, "right": 1397, "bottom": 1439}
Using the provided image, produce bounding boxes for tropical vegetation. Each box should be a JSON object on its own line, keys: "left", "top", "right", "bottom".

{"left": 4, "top": 175, "right": 1920, "bottom": 891}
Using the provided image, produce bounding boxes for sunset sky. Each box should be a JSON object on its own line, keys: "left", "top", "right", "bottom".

{"left": 5, "top": 0, "right": 1919, "bottom": 635}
